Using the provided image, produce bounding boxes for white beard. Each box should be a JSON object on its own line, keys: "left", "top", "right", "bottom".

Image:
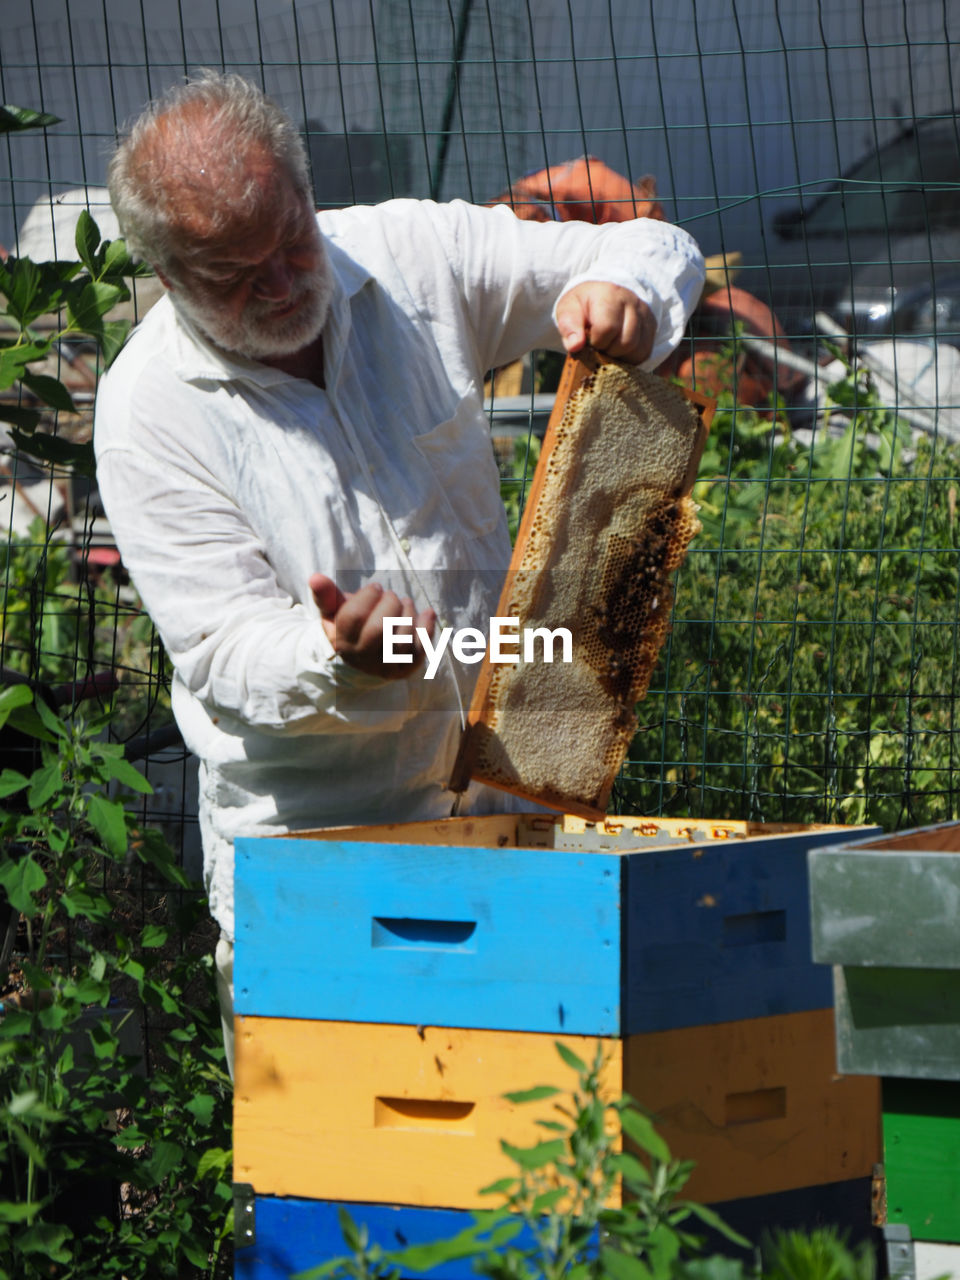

{"left": 173, "top": 253, "right": 334, "bottom": 362}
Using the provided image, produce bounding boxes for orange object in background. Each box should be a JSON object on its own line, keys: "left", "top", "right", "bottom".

{"left": 491, "top": 155, "right": 801, "bottom": 410}
{"left": 661, "top": 283, "right": 806, "bottom": 409}
{"left": 489, "top": 154, "right": 664, "bottom": 224}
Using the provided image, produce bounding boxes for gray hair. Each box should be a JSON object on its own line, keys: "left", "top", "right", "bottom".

{"left": 108, "top": 71, "right": 312, "bottom": 278}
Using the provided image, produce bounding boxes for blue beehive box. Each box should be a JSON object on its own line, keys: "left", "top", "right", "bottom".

{"left": 235, "top": 812, "right": 878, "bottom": 1035}
{"left": 233, "top": 812, "right": 883, "bottom": 1278}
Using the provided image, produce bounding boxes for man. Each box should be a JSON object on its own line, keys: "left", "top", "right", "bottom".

{"left": 94, "top": 73, "right": 704, "bottom": 1062}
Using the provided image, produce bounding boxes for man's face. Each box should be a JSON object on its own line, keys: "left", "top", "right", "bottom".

{"left": 166, "top": 169, "right": 332, "bottom": 361}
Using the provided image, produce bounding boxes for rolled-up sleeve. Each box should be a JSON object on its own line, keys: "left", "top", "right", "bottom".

{"left": 409, "top": 199, "right": 705, "bottom": 374}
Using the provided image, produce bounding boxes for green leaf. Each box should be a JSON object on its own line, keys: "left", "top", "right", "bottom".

{"left": 680, "top": 1258, "right": 754, "bottom": 1280}
{"left": 0, "top": 257, "right": 40, "bottom": 323}
{"left": 0, "top": 341, "right": 50, "bottom": 390}
{"left": 146, "top": 1140, "right": 184, "bottom": 1185}
{"left": 683, "top": 1200, "right": 752, "bottom": 1247}
{"left": 9, "top": 1119, "right": 47, "bottom": 1167}
{"left": 531, "top": 1187, "right": 566, "bottom": 1213}
{"left": 97, "top": 752, "right": 153, "bottom": 794}
{"left": 21, "top": 369, "right": 78, "bottom": 413}
{"left": 503, "top": 1084, "right": 561, "bottom": 1104}
{"left": 7, "top": 1089, "right": 39, "bottom": 1117}
{"left": 86, "top": 794, "right": 128, "bottom": 854}
{"left": 185, "top": 1093, "right": 215, "bottom": 1125}
{"left": 27, "top": 758, "right": 62, "bottom": 811}
{"left": 8, "top": 427, "right": 96, "bottom": 476}
{"left": 71, "top": 975, "right": 109, "bottom": 1004}
{"left": 141, "top": 923, "right": 170, "bottom": 948}
{"left": 0, "top": 853, "right": 46, "bottom": 914}
{"left": 0, "top": 683, "right": 33, "bottom": 726}
{"left": 620, "top": 1107, "right": 671, "bottom": 1164}
{"left": 130, "top": 827, "right": 191, "bottom": 887}
{"left": 500, "top": 1137, "right": 566, "bottom": 1170}
{"left": 61, "top": 888, "right": 112, "bottom": 922}
{"left": 33, "top": 694, "right": 68, "bottom": 739}
{"left": 0, "top": 768, "right": 29, "bottom": 798}
{"left": 103, "top": 238, "right": 136, "bottom": 275}
{"left": 336, "top": 1205, "right": 362, "bottom": 1252}
{"left": 478, "top": 1175, "right": 517, "bottom": 1196}
{"left": 608, "top": 1151, "right": 653, "bottom": 1185}
{"left": 196, "top": 1146, "right": 231, "bottom": 1180}
{"left": 75, "top": 209, "right": 101, "bottom": 273}
{"left": 39, "top": 1001, "right": 73, "bottom": 1031}
{"left": 0, "top": 105, "right": 61, "bottom": 133}
{"left": 114, "top": 1125, "right": 148, "bottom": 1150}
{"left": 118, "top": 957, "right": 145, "bottom": 983}
{"left": 182, "top": 1239, "right": 209, "bottom": 1268}
{"left": 599, "top": 1247, "right": 654, "bottom": 1280}
{"left": 0, "top": 406, "right": 42, "bottom": 432}
{"left": 0, "top": 1200, "right": 45, "bottom": 1223}
{"left": 4, "top": 702, "right": 58, "bottom": 743}
{"left": 67, "top": 280, "right": 123, "bottom": 333}
{"left": 554, "top": 1040, "right": 588, "bottom": 1074}
{"left": 390, "top": 1224, "right": 489, "bottom": 1270}
{"left": 19, "top": 1221, "right": 74, "bottom": 1262}
{"left": 100, "top": 317, "right": 132, "bottom": 367}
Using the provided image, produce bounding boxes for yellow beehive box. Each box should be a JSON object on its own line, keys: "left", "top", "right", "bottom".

{"left": 233, "top": 1010, "right": 879, "bottom": 1209}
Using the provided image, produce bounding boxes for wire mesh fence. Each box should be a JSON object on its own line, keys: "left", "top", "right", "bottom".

{"left": 2, "top": 0, "right": 960, "bottom": 855}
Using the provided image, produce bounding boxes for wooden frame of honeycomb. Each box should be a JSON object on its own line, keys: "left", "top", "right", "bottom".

{"left": 449, "top": 350, "right": 715, "bottom": 819}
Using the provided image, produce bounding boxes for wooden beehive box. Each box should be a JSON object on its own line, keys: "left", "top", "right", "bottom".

{"left": 233, "top": 813, "right": 881, "bottom": 1220}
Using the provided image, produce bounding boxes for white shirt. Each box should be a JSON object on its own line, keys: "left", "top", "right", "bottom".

{"left": 94, "top": 198, "right": 704, "bottom": 938}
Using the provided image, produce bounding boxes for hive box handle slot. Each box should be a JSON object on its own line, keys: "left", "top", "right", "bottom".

{"left": 722, "top": 909, "right": 786, "bottom": 947}
{"left": 374, "top": 1096, "right": 476, "bottom": 1133}
{"left": 725, "top": 1086, "right": 787, "bottom": 1125}
{"left": 371, "top": 917, "right": 477, "bottom": 950}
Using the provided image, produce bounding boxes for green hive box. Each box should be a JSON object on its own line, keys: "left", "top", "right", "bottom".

{"left": 808, "top": 821, "right": 960, "bottom": 1081}
{"left": 882, "top": 1078, "right": 960, "bottom": 1244}
{"left": 809, "top": 821, "right": 960, "bottom": 1251}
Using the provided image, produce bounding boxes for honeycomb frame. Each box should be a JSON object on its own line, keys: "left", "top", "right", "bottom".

{"left": 449, "top": 350, "right": 714, "bottom": 818}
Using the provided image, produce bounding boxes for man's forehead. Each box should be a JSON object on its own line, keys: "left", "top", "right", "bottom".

{"left": 169, "top": 158, "right": 302, "bottom": 247}
{"left": 174, "top": 177, "right": 311, "bottom": 271}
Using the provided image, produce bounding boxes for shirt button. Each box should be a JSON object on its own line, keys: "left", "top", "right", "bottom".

{"left": 399, "top": 537, "right": 411, "bottom": 553}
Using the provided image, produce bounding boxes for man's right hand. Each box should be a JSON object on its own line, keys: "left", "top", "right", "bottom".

{"left": 309, "top": 574, "right": 436, "bottom": 679}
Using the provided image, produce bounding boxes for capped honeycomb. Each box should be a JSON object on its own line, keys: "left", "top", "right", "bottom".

{"left": 450, "top": 352, "right": 713, "bottom": 818}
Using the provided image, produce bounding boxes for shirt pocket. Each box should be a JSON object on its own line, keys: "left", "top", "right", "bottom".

{"left": 412, "top": 394, "right": 504, "bottom": 540}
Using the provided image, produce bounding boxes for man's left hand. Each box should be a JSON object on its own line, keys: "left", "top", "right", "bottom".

{"left": 555, "top": 282, "right": 656, "bottom": 365}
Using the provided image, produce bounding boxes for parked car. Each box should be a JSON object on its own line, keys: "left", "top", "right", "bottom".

{"left": 756, "top": 115, "right": 960, "bottom": 346}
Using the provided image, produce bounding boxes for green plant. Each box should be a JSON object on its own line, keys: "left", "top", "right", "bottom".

{"left": 0, "top": 517, "right": 174, "bottom": 739}
{"left": 760, "top": 1226, "right": 875, "bottom": 1280}
{"left": 622, "top": 341, "right": 960, "bottom": 830}
{"left": 0, "top": 684, "right": 231, "bottom": 1278}
{"left": 297, "top": 1041, "right": 748, "bottom": 1280}
{"left": 0, "top": 106, "right": 152, "bottom": 476}
{"left": 0, "top": 105, "right": 170, "bottom": 732}
{"left": 500, "top": 434, "right": 541, "bottom": 543}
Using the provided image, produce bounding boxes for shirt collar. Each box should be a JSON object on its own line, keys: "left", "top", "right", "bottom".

{"left": 169, "top": 221, "right": 373, "bottom": 389}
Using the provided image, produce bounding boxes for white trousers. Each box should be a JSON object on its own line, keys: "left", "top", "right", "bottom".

{"left": 214, "top": 935, "right": 235, "bottom": 1080}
